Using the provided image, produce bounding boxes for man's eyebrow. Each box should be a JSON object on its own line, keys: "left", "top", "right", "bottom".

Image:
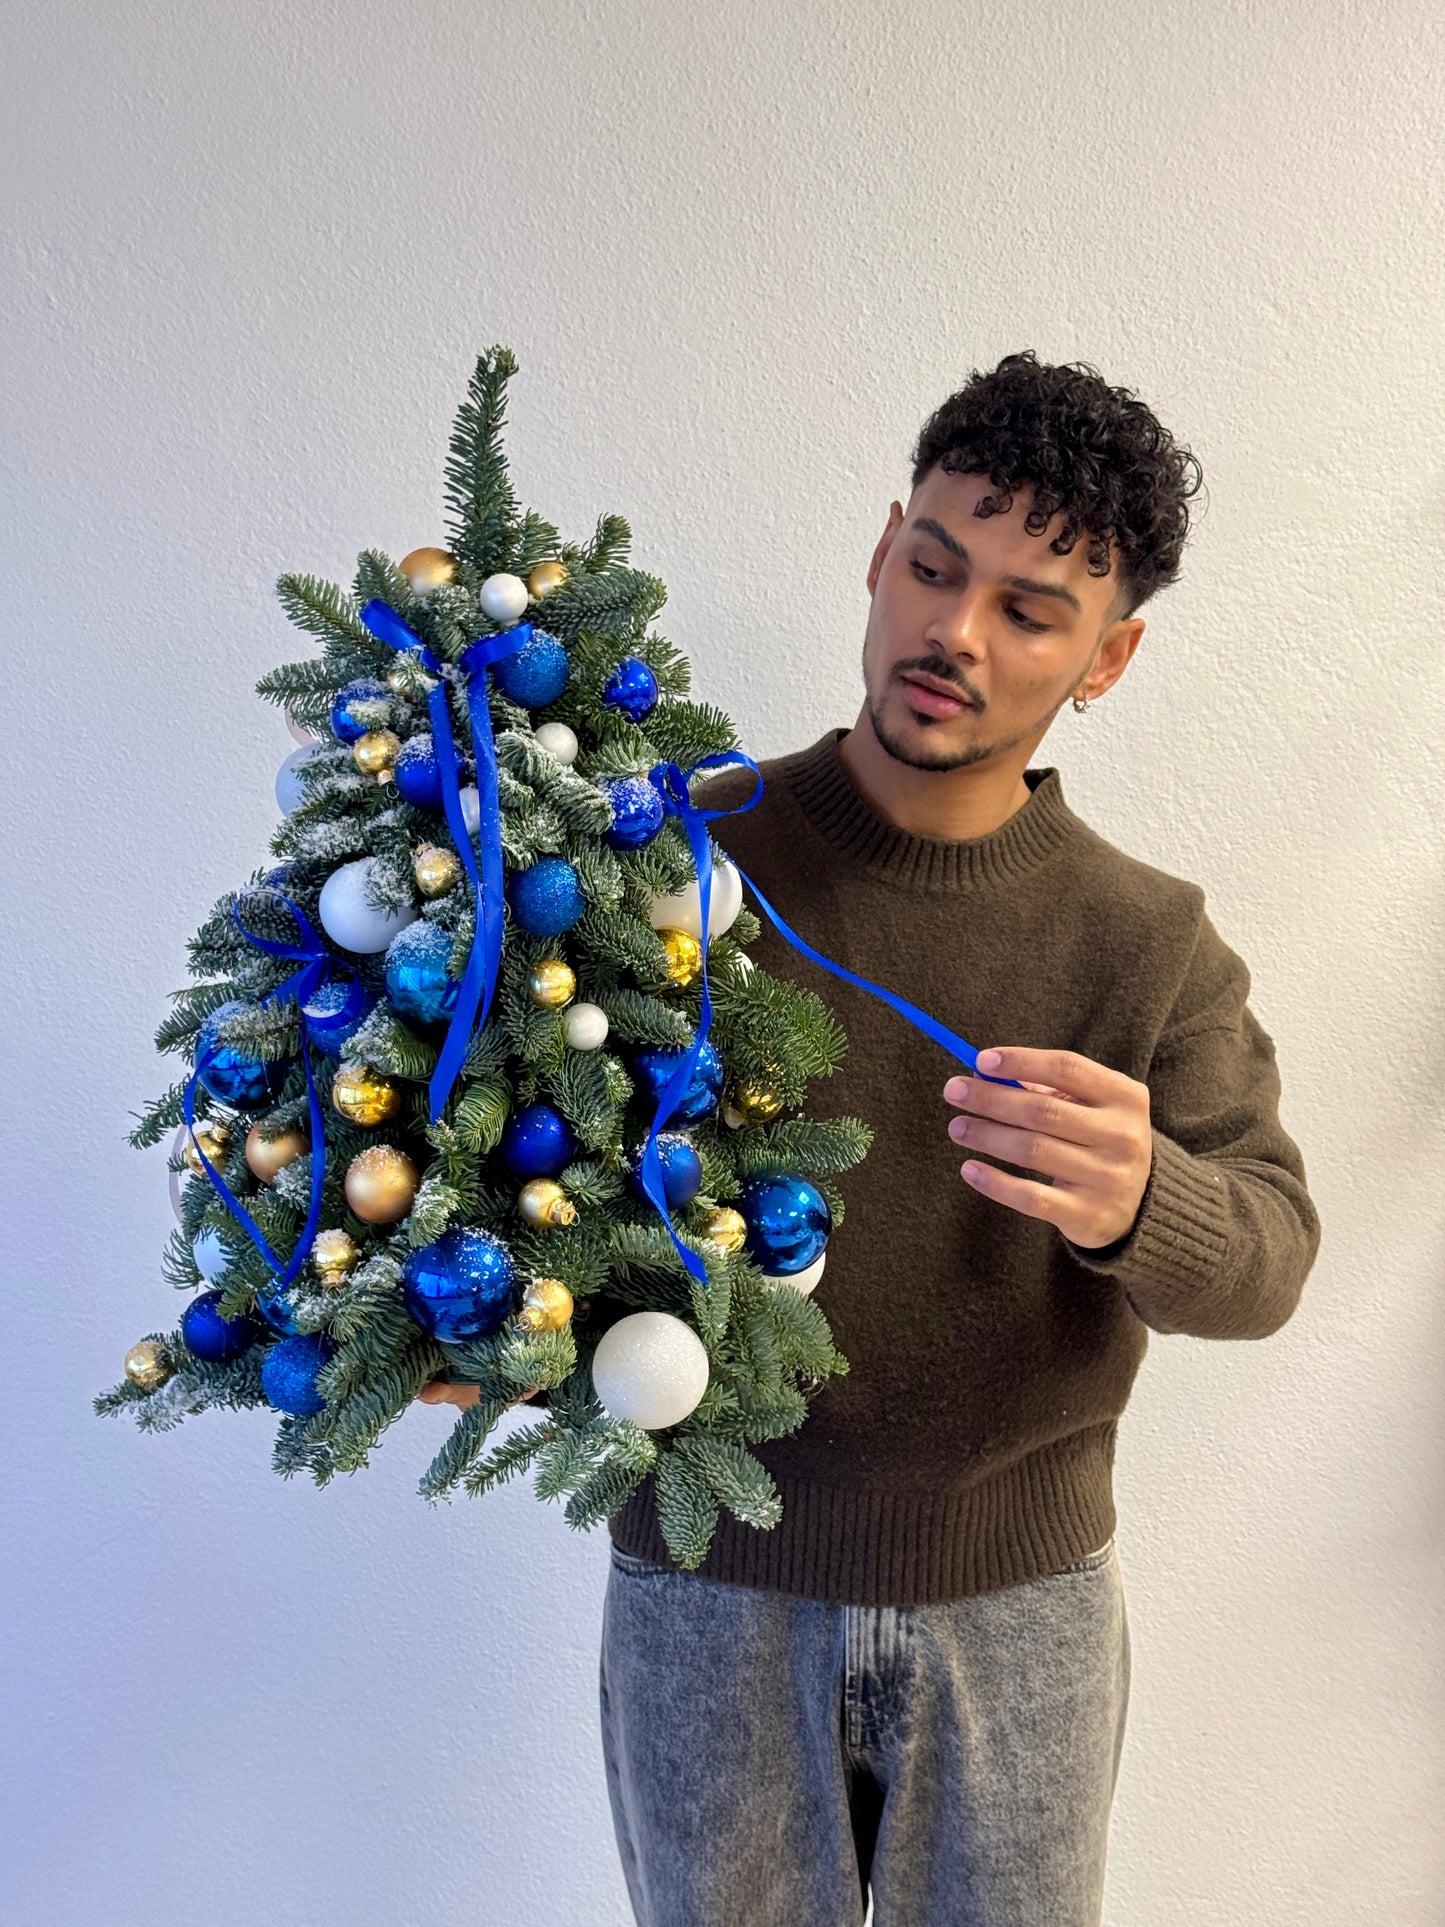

{"left": 911, "top": 516, "right": 1084, "bottom": 615}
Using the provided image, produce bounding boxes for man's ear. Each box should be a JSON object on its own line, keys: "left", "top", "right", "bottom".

{"left": 867, "top": 500, "right": 905, "bottom": 594}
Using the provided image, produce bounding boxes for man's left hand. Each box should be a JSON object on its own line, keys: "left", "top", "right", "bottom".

{"left": 943, "top": 1047, "right": 1153, "bottom": 1250}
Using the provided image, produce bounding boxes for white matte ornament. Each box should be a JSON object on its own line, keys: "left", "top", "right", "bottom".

{"left": 763, "top": 1249, "right": 826, "bottom": 1296}
{"left": 646, "top": 857, "right": 743, "bottom": 941}
{"left": 478, "top": 572, "right": 529, "bottom": 624}
{"left": 275, "top": 745, "right": 322, "bottom": 814}
{"left": 533, "top": 721, "right": 579, "bottom": 765}
{"left": 459, "top": 786, "right": 480, "bottom": 836}
{"left": 591, "top": 1310, "right": 711, "bottom": 1430}
{"left": 561, "top": 1001, "right": 609, "bottom": 1050}
{"left": 317, "top": 858, "right": 418, "bottom": 954}
{"left": 193, "top": 1226, "right": 231, "bottom": 1283}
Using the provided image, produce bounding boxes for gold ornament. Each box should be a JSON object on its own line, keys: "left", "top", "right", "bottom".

{"left": 657, "top": 925, "right": 703, "bottom": 988}
{"left": 702, "top": 1206, "right": 747, "bottom": 1253}
{"left": 124, "top": 1338, "right": 175, "bottom": 1392}
{"left": 399, "top": 546, "right": 458, "bottom": 592}
{"left": 413, "top": 842, "right": 462, "bottom": 899}
{"left": 244, "top": 1121, "right": 310, "bottom": 1182}
{"left": 386, "top": 656, "right": 438, "bottom": 697}
{"left": 728, "top": 1078, "right": 784, "bottom": 1124}
{"left": 344, "top": 1145, "right": 420, "bottom": 1223}
{"left": 183, "top": 1118, "right": 232, "bottom": 1176}
{"left": 518, "top": 1177, "right": 579, "bottom": 1229}
{"left": 312, "top": 1228, "right": 360, "bottom": 1285}
{"left": 353, "top": 728, "right": 402, "bottom": 778}
{"left": 516, "top": 1275, "right": 575, "bottom": 1333}
{"left": 526, "top": 559, "right": 569, "bottom": 600}
{"left": 528, "top": 957, "right": 577, "bottom": 1008}
{"left": 332, "top": 1061, "right": 404, "bottom": 1127}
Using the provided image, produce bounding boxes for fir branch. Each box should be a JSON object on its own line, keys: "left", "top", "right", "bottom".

{"left": 445, "top": 347, "right": 521, "bottom": 571}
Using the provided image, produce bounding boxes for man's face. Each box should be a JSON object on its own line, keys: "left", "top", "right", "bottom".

{"left": 860, "top": 464, "right": 1129, "bottom": 772}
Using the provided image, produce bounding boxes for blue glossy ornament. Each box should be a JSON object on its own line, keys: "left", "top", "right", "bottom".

{"left": 491, "top": 629, "right": 570, "bottom": 708}
{"left": 603, "top": 655, "right": 659, "bottom": 722}
{"left": 601, "top": 774, "right": 666, "bottom": 851}
{"left": 629, "top": 1130, "right": 704, "bottom": 1210}
{"left": 255, "top": 1281, "right": 304, "bottom": 1337}
{"left": 302, "top": 977, "right": 377, "bottom": 1058}
{"left": 384, "top": 921, "right": 460, "bottom": 1026}
{"left": 401, "top": 1227, "right": 518, "bottom": 1344}
{"left": 262, "top": 863, "right": 296, "bottom": 890}
{"left": 261, "top": 1332, "right": 336, "bottom": 1416}
{"left": 509, "top": 856, "right": 586, "bottom": 936}
{"left": 500, "top": 1102, "right": 575, "bottom": 1179}
{"left": 738, "top": 1174, "right": 832, "bottom": 1275}
{"left": 195, "top": 1000, "right": 292, "bottom": 1111}
{"left": 393, "top": 733, "right": 444, "bottom": 809}
{"left": 181, "top": 1288, "right": 261, "bottom": 1363}
{"left": 329, "top": 678, "right": 391, "bottom": 744}
{"left": 631, "top": 1038, "right": 725, "bottom": 1124}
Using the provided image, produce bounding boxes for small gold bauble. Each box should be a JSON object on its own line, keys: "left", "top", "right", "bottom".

{"left": 413, "top": 842, "right": 462, "bottom": 899}
{"left": 244, "top": 1121, "right": 310, "bottom": 1183}
{"left": 353, "top": 728, "right": 402, "bottom": 777}
{"left": 344, "top": 1145, "right": 420, "bottom": 1224}
{"left": 516, "top": 1275, "right": 575, "bottom": 1332}
{"left": 124, "top": 1338, "right": 175, "bottom": 1392}
{"left": 385, "top": 656, "right": 438, "bottom": 697}
{"left": 728, "top": 1078, "right": 784, "bottom": 1124}
{"left": 312, "top": 1228, "right": 360, "bottom": 1285}
{"left": 518, "top": 1177, "right": 579, "bottom": 1229}
{"left": 399, "top": 545, "right": 458, "bottom": 592}
{"left": 657, "top": 925, "right": 703, "bottom": 988}
{"left": 528, "top": 957, "right": 577, "bottom": 1008}
{"left": 526, "top": 559, "right": 569, "bottom": 600}
{"left": 332, "top": 1061, "right": 404, "bottom": 1127}
{"left": 702, "top": 1206, "right": 748, "bottom": 1253}
{"left": 183, "top": 1118, "right": 232, "bottom": 1176}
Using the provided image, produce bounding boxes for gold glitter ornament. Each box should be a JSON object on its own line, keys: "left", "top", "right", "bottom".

{"left": 728, "top": 1078, "right": 784, "bottom": 1124}
{"left": 702, "top": 1206, "right": 747, "bottom": 1253}
{"left": 399, "top": 546, "right": 458, "bottom": 591}
{"left": 344, "top": 1145, "right": 420, "bottom": 1223}
{"left": 311, "top": 1228, "right": 360, "bottom": 1285}
{"left": 353, "top": 729, "right": 402, "bottom": 778}
{"left": 528, "top": 957, "right": 577, "bottom": 1008}
{"left": 518, "top": 1177, "right": 579, "bottom": 1229}
{"left": 332, "top": 1061, "right": 404, "bottom": 1127}
{"left": 124, "top": 1338, "right": 175, "bottom": 1391}
{"left": 183, "top": 1118, "right": 232, "bottom": 1176}
{"left": 657, "top": 925, "right": 703, "bottom": 988}
{"left": 526, "top": 559, "right": 569, "bottom": 600}
{"left": 516, "top": 1275, "right": 575, "bottom": 1332}
{"left": 244, "top": 1121, "right": 310, "bottom": 1182}
{"left": 413, "top": 842, "right": 462, "bottom": 899}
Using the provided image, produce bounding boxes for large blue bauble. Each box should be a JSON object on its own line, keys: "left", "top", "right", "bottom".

{"left": 603, "top": 655, "right": 659, "bottom": 722}
{"left": 384, "top": 921, "right": 460, "bottom": 1026}
{"left": 500, "top": 1102, "right": 575, "bottom": 1179}
{"left": 509, "top": 856, "right": 586, "bottom": 936}
{"left": 181, "top": 1289, "right": 261, "bottom": 1363}
{"left": 195, "top": 1000, "right": 293, "bottom": 1111}
{"left": 402, "top": 1227, "right": 518, "bottom": 1344}
{"left": 738, "top": 1174, "right": 832, "bottom": 1275}
{"left": 329, "top": 678, "right": 391, "bottom": 744}
{"left": 600, "top": 774, "right": 666, "bottom": 851}
{"left": 261, "top": 1332, "right": 336, "bottom": 1416}
{"left": 631, "top": 1039, "right": 725, "bottom": 1124}
{"left": 628, "top": 1130, "right": 704, "bottom": 1210}
{"left": 491, "top": 630, "right": 571, "bottom": 708}
{"left": 255, "top": 1281, "right": 304, "bottom": 1337}
{"left": 302, "top": 977, "right": 377, "bottom": 1058}
{"left": 393, "top": 733, "right": 444, "bottom": 809}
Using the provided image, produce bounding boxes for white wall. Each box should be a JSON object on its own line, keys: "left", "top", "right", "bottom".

{"left": 4, "top": 2, "right": 1441, "bottom": 1921}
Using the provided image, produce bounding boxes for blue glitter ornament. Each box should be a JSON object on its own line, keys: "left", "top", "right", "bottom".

{"left": 738, "top": 1174, "right": 832, "bottom": 1274}
{"left": 603, "top": 656, "right": 659, "bottom": 722}
{"left": 600, "top": 774, "right": 666, "bottom": 851}
{"left": 631, "top": 1038, "right": 725, "bottom": 1124}
{"left": 329, "top": 677, "right": 391, "bottom": 744}
{"left": 261, "top": 1331, "right": 336, "bottom": 1416}
{"left": 384, "top": 921, "right": 460, "bottom": 1026}
{"left": 255, "top": 1281, "right": 304, "bottom": 1337}
{"left": 509, "top": 856, "right": 586, "bottom": 936}
{"left": 500, "top": 1102, "right": 575, "bottom": 1179}
{"left": 195, "top": 1000, "right": 293, "bottom": 1111}
{"left": 393, "top": 733, "right": 444, "bottom": 809}
{"left": 181, "top": 1288, "right": 261, "bottom": 1364}
{"left": 302, "top": 977, "right": 377, "bottom": 1058}
{"left": 629, "top": 1130, "right": 704, "bottom": 1210}
{"left": 402, "top": 1227, "right": 518, "bottom": 1343}
{"left": 491, "top": 630, "right": 571, "bottom": 708}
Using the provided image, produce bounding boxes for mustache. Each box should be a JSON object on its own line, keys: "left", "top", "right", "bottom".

{"left": 895, "top": 662, "right": 979, "bottom": 704}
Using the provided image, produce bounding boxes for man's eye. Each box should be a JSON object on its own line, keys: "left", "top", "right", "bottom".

{"left": 910, "top": 559, "right": 941, "bottom": 582}
{"left": 911, "top": 558, "right": 1049, "bottom": 631}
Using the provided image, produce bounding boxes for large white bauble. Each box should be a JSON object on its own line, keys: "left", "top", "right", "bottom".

{"left": 561, "top": 1001, "right": 609, "bottom": 1050}
{"left": 646, "top": 856, "right": 743, "bottom": 941}
{"left": 763, "top": 1250, "right": 826, "bottom": 1296}
{"left": 317, "top": 858, "right": 418, "bottom": 954}
{"left": 479, "top": 572, "right": 529, "bottom": 624}
{"left": 592, "top": 1310, "right": 710, "bottom": 1430}
{"left": 275, "top": 745, "right": 322, "bottom": 814}
{"left": 193, "top": 1226, "right": 231, "bottom": 1283}
{"left": 533, "top": 721, "right": 579, "bottom": 765}
{"left": 459, "top": 786, "right": 480, "bottom": 836}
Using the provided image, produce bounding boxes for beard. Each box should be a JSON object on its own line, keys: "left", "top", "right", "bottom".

{"left": 864, "top": 679, "right": 989, "bottom": 773}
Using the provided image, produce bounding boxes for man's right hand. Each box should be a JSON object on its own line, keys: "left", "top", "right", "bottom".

{"left": 416, "top": 1380, "right": 541, "bottom": 1412}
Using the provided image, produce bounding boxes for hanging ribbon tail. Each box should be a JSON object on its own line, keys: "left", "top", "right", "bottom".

{"left": 182, "top": 1067, "right": 286, "bottom": 1277}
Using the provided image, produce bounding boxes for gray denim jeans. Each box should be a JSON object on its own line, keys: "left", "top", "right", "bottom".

{"left": 600, "top": 1536, "right": 1130, "bottom": 1926}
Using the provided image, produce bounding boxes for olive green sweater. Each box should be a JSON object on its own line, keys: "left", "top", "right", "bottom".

{"left": 606, "top": 727, "right": 1321, "bottom": 1605}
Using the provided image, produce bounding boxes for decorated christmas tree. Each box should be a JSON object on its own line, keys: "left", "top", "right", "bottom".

{"left": 95, "top": 345, "right": 872, "bottom": 1571}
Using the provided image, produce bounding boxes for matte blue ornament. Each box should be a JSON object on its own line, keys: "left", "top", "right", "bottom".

{"left": 603, "top": 655, "right": 659, "bottom": 722}
{"left": 628, "top": 1130, "right": 703, "bottom": 1210}
{"left": 738, "top": 1174, "right": 832, "bottom": 1275}
{"left": 632, "top": 1038, "right": 725, "bottom": 1124}
{"left": 181, "top": 1288, "right": 261, "bottom": 1364}
{"left": 500, "top": 1102, "right": 576, "bottom": 1179}
{"left": 255, "top": 1281, "right": 304, "bottom": 1337}
{"left": 601, "top": 774, "right": 666, "bottom": 851}
{"left": 509, "top": 856, "right": 586, "bottom": 936}
{"left": 302, "top": 977, "right": 376, "bottom": 1058}
{"left": 261, "top": 1331, "right": 336, "bottom": 1416}
{"left": 393, "top": 732, "right": 444, "bottom": 809}
{"left": 384, "top": 921, "right": 460, "bottom": 1026}
{"left": 195, "top": 1000, "right": 293, "bottom": 1111}
{"left": 401, "top": 1227, "right": 518, "bottom": 1344}
{"left": 329, "top": 678, "right": 391, "bottom": 744}
{"left": 490, "top": 629, "right": 570, "bottom": 708}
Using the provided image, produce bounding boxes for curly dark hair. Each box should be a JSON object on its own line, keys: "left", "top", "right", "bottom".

{"left": 910, "top": 351, "right": 1205, "bottom": 622}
